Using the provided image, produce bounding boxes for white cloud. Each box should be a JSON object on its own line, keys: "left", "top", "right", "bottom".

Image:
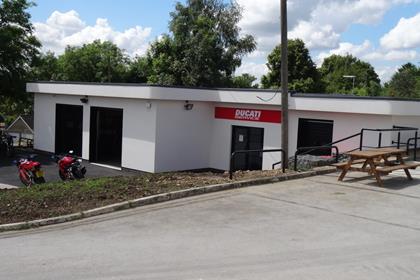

{"left": 289, "top": 22, "right": 340, "bottom": 49}
{"left": 376, "top": 66, "right": 400, "bottom": 83}
{"left": 364, "top": 50, "right": 418, "bottom": 61}
{"left": 317, "top": 40, "right": 418, "bottom": 63}
{"left": 236, "top": 62, "right": 268, "bottom": 82}
{"left": 316, "top": 40, "right": 373, "bottom": 66}
{"left": 312, "top": 0, "right": 390, "bottom": 31}
{"left": 34, "top": 10, "right": 152, "bottom": 56}
{"left": 380, "top": 13, "right": 420, "bottom": 49}
{"left": 45, "top": 10, "right": 85, "bottom": 36}
{"left": 237, "top": 0, "right": 410, "bottom": 56}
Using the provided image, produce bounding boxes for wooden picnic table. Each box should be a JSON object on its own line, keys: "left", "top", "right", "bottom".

{"left": 334, "top": 148, "right": 420, "bottom": 187}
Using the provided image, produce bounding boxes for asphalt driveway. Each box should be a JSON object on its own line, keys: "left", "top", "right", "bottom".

{"left": 1, "top": 170, "right": 420, "bottom": 279}
{"left": 0, "top": 149, "right": 134, "bottom": 187}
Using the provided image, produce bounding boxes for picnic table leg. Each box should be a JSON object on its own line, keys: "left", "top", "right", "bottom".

{"left": 338, "top": 158, "right": 354, "bottom": 181}
{"left": 367, "top": 159, "right": 383, "bottom": 187}
{"left": 396, "top": 153, "right": 413, "bottom": 180}
{"left": 361, "top": 160, "right": 368, "bottom": 171}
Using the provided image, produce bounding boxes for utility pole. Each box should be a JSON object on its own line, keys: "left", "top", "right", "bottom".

{"left": 281, "top": 0, "right": 289, "bottom": 169}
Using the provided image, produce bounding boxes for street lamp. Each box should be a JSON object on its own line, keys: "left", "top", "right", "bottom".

{"left": 343, "top": 75, "right": 356, "bottom": 94}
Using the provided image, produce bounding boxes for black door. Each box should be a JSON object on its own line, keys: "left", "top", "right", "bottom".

{"left": 90, "top": 107, "right": 123, "bottom": 166}
{"left": 55, "top": 104, "right": 83, "bottom": 156}
{"left": 231, "top": 126, "right": 264, "bottom": 171}
{"left": 297, "top": 118, "right": 334, "bottom": 156}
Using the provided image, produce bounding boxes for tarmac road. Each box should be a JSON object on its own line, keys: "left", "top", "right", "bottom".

{"left": 1, "top": 172, "right": 420, "bottom": 279}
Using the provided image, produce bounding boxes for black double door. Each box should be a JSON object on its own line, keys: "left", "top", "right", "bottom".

{"left": 231, "top": 126, "right": 264, "bottom": 171}
{"left": 55, "top": 104, "right": 83, "bottom": 156}
{"left": 90, "top": 107, "right": 123, "bottom": 166}
{"left": 297, "top": 118, "right": 334, "bottom": 156}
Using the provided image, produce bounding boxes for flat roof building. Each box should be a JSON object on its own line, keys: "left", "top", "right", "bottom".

{"left": 27, "top": 82, "right": 420, "bottom": 173}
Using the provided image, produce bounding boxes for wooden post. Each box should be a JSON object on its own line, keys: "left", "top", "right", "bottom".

{"left": 281, "top": 0, "right": 289, "bottom": 169}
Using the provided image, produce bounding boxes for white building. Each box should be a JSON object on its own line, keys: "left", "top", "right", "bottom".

{"left": 27, "top": 82, "right": 420, "bottom": 173}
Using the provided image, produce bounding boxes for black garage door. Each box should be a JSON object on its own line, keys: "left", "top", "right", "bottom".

{"left": 90, "top": 107, "right": 123, "bottom": 167}
{"left": 231, "top": 126, "right": 264, "bottom": 171}
{"left": 55, "top": 104, "right": 83, "bottom": 156}
{"left": 297, "top": 118, "right": 334, "bottom": 156}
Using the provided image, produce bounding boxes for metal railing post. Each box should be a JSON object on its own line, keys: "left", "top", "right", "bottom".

{"left": 334, "top": 146, "right": 339, "bottom": 163}
{"left": 415, "top": 131, "right": 418, "bottom": 161}
{"left": 229, "top": 153, "right": 235, "bottom": 180}
{"left": 359, "top": 129, "right": 364, "bottom": 150}
{"left": 397, "top": 132, "right": 401, "bottom": 149}
{"left": 378, "top": 132, "right": 382, "bottom": 148}
{"left": 407, "top": 138, "right": 412, "bottom": 154}
{"left": 282, "top": 151, "right": 286, "bottom": 173}
{"left": 230, "top": 149, "right": 285, "bottom": 180}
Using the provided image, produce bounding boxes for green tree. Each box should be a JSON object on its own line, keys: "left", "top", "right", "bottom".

{"left": 232, "top": 73, "right": 258, "bottom": 88}
{"left": 261, "top": 39, "right": 322, "bottom": 93}
{"left": 385, "top": 63, "right": 420, "bottom": 98}
{"left": 58, "top": 40, "right": 129, "bottom": 82}
{"left": 147, "top": 0, "right": 256, "bottom": 87}
{"left": 0, "top": 0, "right": 40, "bottom": 97}
{"left": 126, "top": 56, "right": 152, "bottom": 83}
{"left": 29, "top": 51, "right": 61, "bottom": 81}
{"left": 320, "top": 54, "right": 381, "bottom": 96}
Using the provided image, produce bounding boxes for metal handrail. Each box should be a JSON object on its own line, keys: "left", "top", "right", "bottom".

{"left": 360, "top": 127, "right": 418, "bottom": 150}
{"left": 294, "top": 146, "right": 339, "bottom": 171}
{"left": 406, "top": 134, "right": 420, "bottom": 161}
{"left": 297, "top": 132, "right": 361, "bottom": 157}
{"left": 229, "top": 149, "right": 285, "bottom": 180}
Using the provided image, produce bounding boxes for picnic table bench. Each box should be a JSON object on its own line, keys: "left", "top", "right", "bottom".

{"left": 332, "top": 148, "right": 420, "bottom": 187}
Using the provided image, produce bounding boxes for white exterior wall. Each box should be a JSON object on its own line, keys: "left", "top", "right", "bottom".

{"left": 30, "top": 83, "right": 420, "bottom": 173}
{"left": 209, "top": 103, "right": 282, "bottom": 171}
{"left": 290, "top": 111, "right": 393, "bottom": 154}
{"left": 154, "top": 101, "right": 213, "bottom": 172}
{"left": 34, "top": 93, "right": 80, "bottom": 153}
{"left": 33, "top": 93, "right": 157, "bottom": 173}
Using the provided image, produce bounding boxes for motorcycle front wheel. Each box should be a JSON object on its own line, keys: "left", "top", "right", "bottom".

{"left": 59, "top": 170, "right": 68, "bottom": 181}
{"left": 34, "top": 176, "right": 46, "bottom": 184}
{"left": 19, "top": 171, "right": 33, "bottom": 187}
{"left": 72, "top": 166, "right": 85, "bottom": 179}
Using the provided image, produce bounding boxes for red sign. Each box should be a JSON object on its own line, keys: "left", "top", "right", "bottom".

{"left": 215, "top": 107, "right": 282, "bottom": 123}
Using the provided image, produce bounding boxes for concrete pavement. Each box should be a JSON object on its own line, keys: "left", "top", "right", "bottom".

{"left": 2, "top": 171, "right": 420, "bottom": 279}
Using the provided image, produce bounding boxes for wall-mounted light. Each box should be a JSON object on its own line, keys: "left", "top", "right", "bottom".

{"left": 80, "top": 96, "right": 89, "bottom": 104}
{"left": 184, "top": 100, "right": 194, "bottom": 111}
{"left": 146, "top": 101, "right": 152, "bottom": 109}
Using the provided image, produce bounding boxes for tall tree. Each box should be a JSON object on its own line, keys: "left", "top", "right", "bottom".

{"left": 126, "top": 56, "right": 152, "bottom": 83}
{"left": 232, "top": 73, "right": 258, "bottom": 88}
{"left": 0, "top": 0, "right": 40, "bottom": 97}
{"left": 384, "top": 63, "right": 420, "bottom": 98}
{"left": 29, "top": 51, "right": 60, "bottom": 81}
{"left": 320, "top": 54, "right": 381, "bottom": 96}
{"left": 58, "top": 40, "right": 129, "bottom": 83}
{"left": 261, "top": 39, "right": 322, "bottom": 93}
{"left": 147, "top": 0, "right": 256, "bottom": 87}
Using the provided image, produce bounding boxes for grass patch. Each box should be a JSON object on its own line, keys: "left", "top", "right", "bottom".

{"left": 0, "top": 169, "right": 292, "bottom": 225}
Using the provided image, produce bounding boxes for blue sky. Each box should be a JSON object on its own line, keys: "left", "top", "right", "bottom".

{"left": 29, "top": 0, "right": 420, "bottom": 83}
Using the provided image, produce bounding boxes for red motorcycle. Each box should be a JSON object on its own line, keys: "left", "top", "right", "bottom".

{"left": 53, "top": 151, "right": 86, "bottom": 181}
{"left": 14, "top": 156, "right": 46, "bottom": 186}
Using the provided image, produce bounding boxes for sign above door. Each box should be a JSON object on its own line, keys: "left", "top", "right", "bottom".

{"left": 215, "top": 107, "right": 282, "bottom": 123}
